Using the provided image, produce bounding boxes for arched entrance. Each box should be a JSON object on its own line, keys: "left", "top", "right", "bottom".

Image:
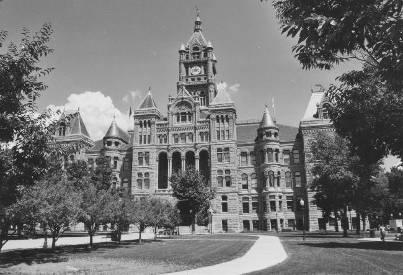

{"left": 172, "top": 151, "right": 182, "bottom": 175}
{"left": 199, "top": 150, "right": 209, "bottom": 183}
{"left": 185, "top": 151, "right": 195, "bottom": 169}
{"left": 158, "top": 152, "right": 168, "bottom": 189}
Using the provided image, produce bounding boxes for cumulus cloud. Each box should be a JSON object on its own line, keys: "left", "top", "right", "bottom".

{"left": 216, "top": 82, "right": 240, "bottom": 95}
{"left": 122, "top": 89, "right": 143, "bottom": 106}
{"left": 48, "top": 91, "right": 130, "bottom": 140}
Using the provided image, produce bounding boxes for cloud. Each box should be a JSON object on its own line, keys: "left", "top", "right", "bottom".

{"left": 48, "top": 91, "right": 130, "bottom": 140}
{"left": 122, "top": 89, "right": 143, "bottom": 105}
{"left": 216, "top": 82, "right": 240, "bottom": 95}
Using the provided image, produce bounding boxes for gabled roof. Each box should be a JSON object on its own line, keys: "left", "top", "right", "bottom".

{"left": 69, "top": 112, "right": 90, "bottom": 137}
{"left": 259, "top": 106, "right": 276, "bottom": 129}
{"left": 104, "top": 119, "right": 130, "bottom": 143}
{"left": 211, "top": 86, "right": 233, "bottom": 106}
{"left": 138, "top": 90, "right": 158, "bottom": 110}
{"left": 187, "top": 31, "right": 208, "bottom": 47}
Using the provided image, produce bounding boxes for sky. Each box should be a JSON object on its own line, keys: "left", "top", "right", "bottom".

{"left": 0, "top": 0, "right": 400, "bottom": 167}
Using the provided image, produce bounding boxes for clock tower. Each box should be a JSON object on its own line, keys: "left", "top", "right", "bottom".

{"left": 177, "top": 12, "right": 217, "bottom": 107}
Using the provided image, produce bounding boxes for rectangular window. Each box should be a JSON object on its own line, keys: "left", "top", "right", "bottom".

{"left": 242, "top": 197, "right": 249, "bottom": 213}
{"left": 283, "top": 151, "right": 290, "bottom": 165}
{"left": 188, "top": 133, "right": 193, "bottom": 142}
{"left": 144, "top": 172, "right": 150, "bottom": 189}
{"left": 252, "top": 197, "right": 258, "bottom": 212}
{"left": 226, "top": 129, "right": 230, "bottom": 140}
{"left": 241, "top": 174, "right": 248, "bottom": 190}
{"left": 139, "top": 135, "right": 142, "bottom": 144}
{"left": 221, "top": 130, "right": 225, "bottom": 140}
{"left": 216, "top": 130, "right": 220, "bottom": 140}
{"left": 174, "top": 134, "right": 179, "bottom": 144}
{"left": 285, "top": 172, "right": 292, "bottom": 188}
{"left": 148, "top": 135, "right": 151, "bottom": 144}
{"left": 252, "top": 220, "right": 259, "bottom": 231}
{"left": 181, "top": 112, "right": 187, "bottom": 122}
{"left": 251, "top": 173, "right": 257, "bottom": 190}
{"left": 137, "top": 172, "right": 143, "bottom": 189}
{"left": 293, "top": 150, "right": 300, "bottom": 164}
{"left": 222, "top": 220, "right": 228, "bottom": 232}
{"left": 123, "top": 158, "right": 129, "bottom": 171}
{"left": 138, "top": 152, "right": 144, "bottom": 166}
{"left": 224, "top": 148, "right": 230, "bottom": 163}
{"left": 267, "top": 149, "right": 273, "bottom": 162}
{"left": 217, "top": 148, "right": 223, "bottom": 163}
{"left": 279, "top": 200, "right": 283, "bottom": 211}
{"left": 240, "top": 152, "right": 248, "bottom": 166}
{"left": 221, "top": 196, "right": 228, "bottom": 212}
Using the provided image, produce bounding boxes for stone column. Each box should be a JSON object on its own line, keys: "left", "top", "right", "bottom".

{"left": 181, "top": 156, "right": 185, "bottom": 171}
{"left": 168, "top": 157, "right": 172, "bottom": 178}
{"left": 195, "top": 156, "right": 199, "bottom": 171}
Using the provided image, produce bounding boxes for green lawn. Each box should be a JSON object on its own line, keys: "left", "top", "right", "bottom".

{"left": 248, "top": 232, "right": 403, "bottom": 275}
{"left": 0, "top": 234, "right": 257, "bottom": 275}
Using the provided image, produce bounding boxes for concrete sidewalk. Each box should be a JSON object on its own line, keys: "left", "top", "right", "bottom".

{"left": 2, "top": 232, "right": 155, "bottom": 251}
{"left": 165, "top": 235, "right": 288, "bottom": 275}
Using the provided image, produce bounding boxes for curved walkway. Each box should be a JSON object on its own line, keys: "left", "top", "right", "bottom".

{"left": 165, "top": 235, "right": 287, "bottom": 275}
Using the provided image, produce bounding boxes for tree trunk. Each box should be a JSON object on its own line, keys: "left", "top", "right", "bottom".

{"left": 154, "top": 226, "right": 157, "bottom": 240}
{"left": 342, "top": 207, "right": 348, "bottom": 237}
{"left": 90, "top": 233, "right": 93, "bottom": 248}
{"left": 191, "top": 214, "right": 196, "bottom": 234}
{"left": 51, "top": 233, "right": 57, "bottom": 249}
{"left": 356, "top": 213, "right": 361, "bottom": 234}
{"left": 138, "top": 229, "right": 142, "bottom": 244}
{"left": 43, "top": 224, "right": 48, "bottom": 248}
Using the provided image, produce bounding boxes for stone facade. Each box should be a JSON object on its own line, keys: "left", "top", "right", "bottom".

{"left": 55, "top": 14, "right": 363, "bottom": 233}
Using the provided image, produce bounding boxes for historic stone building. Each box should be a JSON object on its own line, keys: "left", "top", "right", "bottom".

{"left": 55, "top": 14, "right": 357, "bottom": 233}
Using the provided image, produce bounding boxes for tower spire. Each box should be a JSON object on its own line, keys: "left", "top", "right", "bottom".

{"left": 194, "top": 6, "right": 202, "bottom": 32}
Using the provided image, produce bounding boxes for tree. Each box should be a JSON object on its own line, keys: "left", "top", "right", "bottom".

{"left": 105, "top": 192, "right": 134, "bottom": 243}
{"left": 13, "top": 173, "right": 82, "bottom": 249}
{"left": 170, "top": 168, "right": 215, "bottom": 233}
{"left": 79, "top": 179, "right": 115, "bottom": 248}
{"left": 271, "top": 0, "right": 403, "bottom": 161}
{"left": 147, "top": 197, "right": 181, "bottom": 239}
{"left": 310, "top": 131, "right": 358, "bottom": 236}
{"left": 0, "top": 23, "right": 54, "bottom": 251}
{"left": 132, "top": 197, "right": 153, "bottom": 244}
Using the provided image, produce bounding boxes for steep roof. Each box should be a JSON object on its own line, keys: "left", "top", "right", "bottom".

{"left": 211, "top": 86, "right": 233, "bottom": 106}
{"left": 237, "top": 120, "right": 299, "bottom": 143}
{"left": 259, "top": 106, "right": 276, "bottom": 128}
{"left": 186, "top": 13, "right": 208, "bottom": 47}
{"left": 104, "top": 119, "right": 130, "bottom": 143}
{"left": 302, "top": 85, "right": 326, "bottom": 121}
{"left": 69, "top": 112, "right": 90, "bottom": 137}
{"left": 138, "top": 90, "right": 158, "bottom": 110}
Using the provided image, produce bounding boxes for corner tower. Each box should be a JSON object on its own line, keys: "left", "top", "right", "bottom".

{"left": 178, "top": 11, "right": 218, "bottom": 107}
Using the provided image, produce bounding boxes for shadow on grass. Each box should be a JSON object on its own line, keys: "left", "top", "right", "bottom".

{"left": 0, "top": 239, "right": 158, "bottom": 268}
{"left": 300, "top": 241, "right": 403, "bottom": 251}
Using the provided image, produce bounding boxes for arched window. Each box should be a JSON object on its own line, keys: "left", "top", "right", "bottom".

{"left": 225, "top": 170, "right": 231, "bottom": 187}
{"left": 275, "top": 149, "right": 279, "bottom": 162}
{"left": 217, "top": 170, "right": 223, "bottom": 187}
{"left": 277, "top": 171, "right": 281, "bottom": 187}
{"left": 241, "top": 173, "right": 248, "bottom": 189}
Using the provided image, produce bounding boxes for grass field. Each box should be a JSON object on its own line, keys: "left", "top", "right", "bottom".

{"left": 0, "top": 234, "right": 257, "bottom": 274}
{"left": 248, "top": 232, "right": 403, "bottom": 275}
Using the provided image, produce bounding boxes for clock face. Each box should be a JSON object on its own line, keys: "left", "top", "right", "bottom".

{"left": 190, "top": 66, "right": 201, "bottom": 75}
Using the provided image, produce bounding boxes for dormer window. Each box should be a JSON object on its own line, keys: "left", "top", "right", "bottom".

{"left": 192, "top": 46, "right": 200, "bottom": 51}
{"left": 115, "top": 141, "right": 120, "bottom": 147}
{"left": 107, "top": 141, "right": 112, "bottom": 147}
